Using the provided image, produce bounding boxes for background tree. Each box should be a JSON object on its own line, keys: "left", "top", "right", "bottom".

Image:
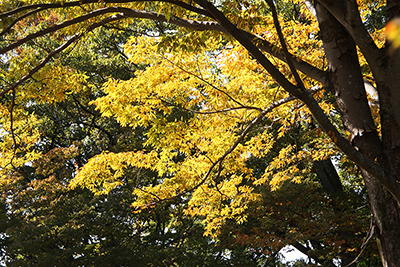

{"left": 1, "top": 0, "right": 399, "bottom": 266}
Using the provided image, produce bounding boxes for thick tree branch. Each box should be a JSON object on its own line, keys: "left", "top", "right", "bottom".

{"left": 316, "top": 0, "right": 383, "bottom": 76}
{"left": 241, "top": 31, "right": 329, "bottom": 85}
{"left": 0, "top": 8, "right": 46, "bottom": 36}
{"left": 293, "top": 242, "right": 327, "bottom": 265}
{"left": 119, "top": 8, "right": 227, "bottom": 33}
{"left": 124, "top": 9, "right": 329, "bottom": 85}
{"left": 1, "top": 8, "right": 111, "bottom": 55}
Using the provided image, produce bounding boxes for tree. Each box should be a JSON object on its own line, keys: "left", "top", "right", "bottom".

{"left": 1, "top": 0, "right": 400, "bottom": 266}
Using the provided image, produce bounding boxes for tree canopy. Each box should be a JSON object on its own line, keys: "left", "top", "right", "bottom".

{"left": 1, "top": 0, "right": 400, "bottom": 266}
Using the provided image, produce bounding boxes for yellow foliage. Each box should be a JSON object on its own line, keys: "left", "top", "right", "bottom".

{"left": 0, "top": 109, "right": 42, "bottom": 187}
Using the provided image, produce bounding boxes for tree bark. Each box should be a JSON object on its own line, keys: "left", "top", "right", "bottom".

{"left": 313, "top": 159, "right": 343, "bottom": 194}
{"left": 315, "top": 2, "right": 400, "bottom": 266}
{"left": 369, "top": 43, "right": 400, "bottom": 267}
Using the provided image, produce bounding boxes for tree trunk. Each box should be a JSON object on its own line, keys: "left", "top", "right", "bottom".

{"left": 315, "top": 2, "right": 400, "bottom": 266}
{"left": 313, "top": 159, "right": 343, "bottom": 194}
{"left": 369, "top": 53, "right": 400, "bottom": 267}
{"left": 362, "top": 171, "right": 400, "bottom": 267}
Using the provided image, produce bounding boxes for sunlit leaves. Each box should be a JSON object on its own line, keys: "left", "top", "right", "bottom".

{"left": 26, "top": 65, "right": 90, "bottom": 103}
{"left": 0, "top": 109, "right": 41, "bottom": 187}
{"left": 70, "top": 150, "right": 158, "bottom": 194}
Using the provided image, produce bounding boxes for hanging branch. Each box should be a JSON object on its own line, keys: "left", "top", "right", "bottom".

{"left": 9, "top": 89, "right": 17, "bottom": 150}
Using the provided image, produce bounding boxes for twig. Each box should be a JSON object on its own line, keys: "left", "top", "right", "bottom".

{"left": 160, "top": 98, "right": 262, "bottom": 114}
{"left": 9, "top": 89, "right": 17, "bottom": 150}
{"left": 344, "top": 216, "right": 375, "bottom": 267}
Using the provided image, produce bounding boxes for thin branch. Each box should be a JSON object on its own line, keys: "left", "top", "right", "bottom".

{"left": 9, "top": 89, "right": 17, "bottom": 149}
{"left": 162, "top": 56, "right": 247, "bottom": 108}
{"left": 59, "top": 97, "right": 115, "bottom": 146}
{"left": 71, "top": 94, "right": 96, "bottom": 116}
{"left": 161, "top": 98, "right": 262, "bottom": 114}
{"left": 248, "top": 117, "right": 280, "bottom": 135}
{"left": 265, "top": 0, "right": 306, "bottom": 90}
{"left": 344, "top": 216, "right": 375, "bottom": 267}
{"left": 161, "top": 86, "right": 322, "bottom": 118}
{"left": 137, "top": 187, "right": 162, "bottom": 202}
